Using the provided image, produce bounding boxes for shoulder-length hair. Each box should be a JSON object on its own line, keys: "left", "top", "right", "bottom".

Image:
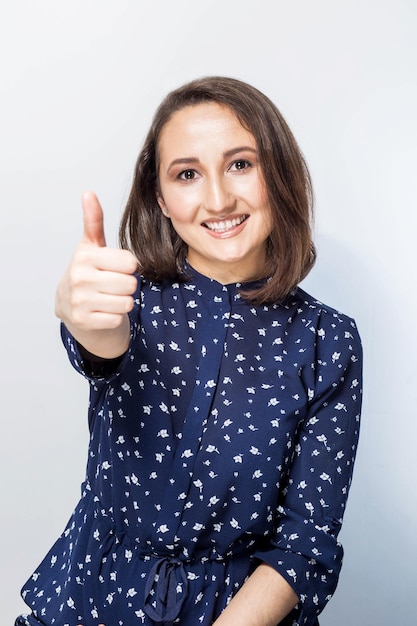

{"left": 119, "top": 76, "right": 316, "bottom": 304}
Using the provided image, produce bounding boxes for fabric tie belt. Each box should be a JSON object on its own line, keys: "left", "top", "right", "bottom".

{"left": 143, "top": 556, "right": 189, "bottom": 623}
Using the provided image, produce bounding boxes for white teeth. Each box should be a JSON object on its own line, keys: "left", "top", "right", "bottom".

{"left": 205, "top": 215, "right": 247, "bottom": 232}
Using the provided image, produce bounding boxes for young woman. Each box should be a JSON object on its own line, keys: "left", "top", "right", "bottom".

{"left": 16, "top": 76, "right": 362, "bottom": 626}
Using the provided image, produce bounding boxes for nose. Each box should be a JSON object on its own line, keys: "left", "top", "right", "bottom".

{"left": 202, "top": 174, "right": 235, "bottom": 214}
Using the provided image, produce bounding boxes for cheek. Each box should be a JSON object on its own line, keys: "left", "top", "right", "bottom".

{"left": 242, "top": 176, "right": 269, "bottom": 208}
{"left": 162, "top": 190, "right": 198, "bottom": 224}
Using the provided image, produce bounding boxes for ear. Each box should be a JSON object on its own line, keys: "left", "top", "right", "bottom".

{"left": 156, "top": 193, "right": 170, "bottom": 217}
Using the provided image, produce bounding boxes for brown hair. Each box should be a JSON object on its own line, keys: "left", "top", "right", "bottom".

{"left": 119, "top": 76, "right": 316, "bottom": 304}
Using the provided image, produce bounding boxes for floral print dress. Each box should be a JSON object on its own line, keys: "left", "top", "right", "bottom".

{"left": 16, "top": 266, "right": 362, "bottom": 626}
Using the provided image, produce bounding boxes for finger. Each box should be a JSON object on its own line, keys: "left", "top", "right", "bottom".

{"left": 78, "top": 311, "right": 130, "bottom": 331}
{"left": 92, "top": 247, "right": 138, "bottom": 275}
{"left": 89, "top": 293, "right": 135, "bottom": 315}
{"left": 69, "top": 294, "right": 135, "bottom": 328}
{"left": 94, "top": 270, "right": 138, "bottom": 297}
{"left": 81, "top": 191, "right": 106, "bottom": 247}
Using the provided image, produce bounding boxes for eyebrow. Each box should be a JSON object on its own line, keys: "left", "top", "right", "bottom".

{"left": 167, "top": 157, "right": 199, "bottom": 170}
{"left": 166, "top": 146, "right": 258, "bottom": 171}
{"left": 223, "top": 146, "right": 258, "bottom": 158}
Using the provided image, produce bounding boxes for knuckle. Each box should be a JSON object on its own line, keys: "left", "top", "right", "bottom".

{"left": 68, "top": 290, "right": 85, "bottom": 312}
{"left": 68, "top": 266, "right": 87, "bottom": 290}
{"left": 72, "top": 249, "right": 90, "bottom": 271}
{"left": 125, "top": 295, "right": 135, "bottom": 312}
{"left": 123, "top": 250, "right": 138, "bottom": 273}
{"left": 127, "top": 275, "right": 138, "bottom": 294}
{"left": 70, "top": 309, "right": 88, "bottom": 329}
{"left": 107, "top": 314, "right": 123, "bottom": 330}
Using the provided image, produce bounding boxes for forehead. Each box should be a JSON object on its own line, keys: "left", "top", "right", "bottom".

{"left": 158, "top": 102, "right": 256, "bottom": 156}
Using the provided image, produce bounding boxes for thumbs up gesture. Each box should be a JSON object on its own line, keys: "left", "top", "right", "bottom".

{"left": 55, "top": 192, "right": 138, "bottom": 358}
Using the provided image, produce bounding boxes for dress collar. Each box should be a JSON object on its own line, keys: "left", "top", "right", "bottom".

{"left": 181, "top": 261, "right": 267, "bottom": 305}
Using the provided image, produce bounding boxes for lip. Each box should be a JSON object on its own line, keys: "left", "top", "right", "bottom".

{"left": 202, "top": 214, "right": 249, "bottom": 238}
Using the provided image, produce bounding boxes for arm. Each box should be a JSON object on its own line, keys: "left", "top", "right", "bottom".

{"left": 55, "top": 191, "right": 138, "bottom": 358}
{"left": 213, "top": 563, "right": 298, "bottom": 626}
{"left": 253, "top": 311, "right": 362, "bottom": 621}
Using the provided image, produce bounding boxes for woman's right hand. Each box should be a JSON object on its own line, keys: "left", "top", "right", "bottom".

{"left": 55, "top": 191, "right": 138, "bottom": 358}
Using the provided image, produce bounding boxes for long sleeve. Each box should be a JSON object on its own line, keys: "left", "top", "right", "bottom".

{"left": 254, "top": 309, "right": 363, "bottom": 624}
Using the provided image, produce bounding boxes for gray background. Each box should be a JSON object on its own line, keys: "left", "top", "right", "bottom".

{"left": 1, "top": 1, "right": 416, "bottom": 623}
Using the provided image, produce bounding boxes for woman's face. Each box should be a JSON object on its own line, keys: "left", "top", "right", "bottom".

{"left": 156, "top": 102, "right": 272, "bottom": 284}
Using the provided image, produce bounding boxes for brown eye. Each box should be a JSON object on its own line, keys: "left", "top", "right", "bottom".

{"left": 231, "top": 159, "right": 251, "bottom": 171}
{"left": 179, "top": 169, "right": 196, "bottom": 180}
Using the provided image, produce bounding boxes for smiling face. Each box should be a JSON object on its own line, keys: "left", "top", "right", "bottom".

{"left": 156, "top": 102, "right": 273, "bottom": 284}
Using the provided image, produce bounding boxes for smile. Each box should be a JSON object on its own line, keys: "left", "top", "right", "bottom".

{"left": 203, "top": 214, "right": 248, "bottom": 233}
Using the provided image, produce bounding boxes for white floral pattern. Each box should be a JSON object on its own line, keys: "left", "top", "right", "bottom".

{"left": 16, "top": 266, "right": 362, "bottom": 626}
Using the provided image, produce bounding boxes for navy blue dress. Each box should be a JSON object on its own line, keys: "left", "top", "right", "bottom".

{"left": 17, "top": 266, "right": 362, "bottom": 626}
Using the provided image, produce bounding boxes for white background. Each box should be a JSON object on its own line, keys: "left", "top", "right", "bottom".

{"left": 1, "top": 1, "right": 416, "bottom": 624}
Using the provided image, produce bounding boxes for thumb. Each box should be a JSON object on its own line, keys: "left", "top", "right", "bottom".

{"left": 81, "top": 191, "right": 107, "bottom": 247}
